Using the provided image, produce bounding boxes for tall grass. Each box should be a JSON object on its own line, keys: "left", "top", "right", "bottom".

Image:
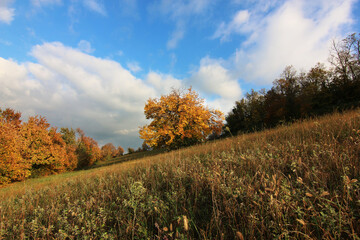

{"left": 1, "top": 110, "right": 360, "bottom": 239}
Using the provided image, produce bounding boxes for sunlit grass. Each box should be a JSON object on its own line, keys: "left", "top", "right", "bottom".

{"left": 1, "top": 109, "right": 359, "bottom": 239}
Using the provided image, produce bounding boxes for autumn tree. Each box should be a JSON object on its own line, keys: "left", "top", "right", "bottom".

{"left": 21, "top": 116, "right": 69, "bottom": 176}
{"left": 60, "top": 127, "right": 78, "bottom": 170}
{"left": 76, "top": 128, "right": 101, "bottom": 168}
{"left": 116, "top": 146, "right": 124, "bottom": 156}
{"left": 0, "top": 107, "right": 103, "bottom": 184}
{"left": 0, "top": 109, "right": 29, "bottom": 184}
{"left": 101, "top": 143, "right": 117, "bottom": 160}
{"left": 139, "top": 88, "right": 224, "bottom": 149}
{"left": 0, "top": 108, "right": 22, "bottom": 127}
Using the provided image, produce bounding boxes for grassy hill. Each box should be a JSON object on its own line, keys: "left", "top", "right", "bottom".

{"left": 1, "top": 110, "right": 359, "bottom": 239}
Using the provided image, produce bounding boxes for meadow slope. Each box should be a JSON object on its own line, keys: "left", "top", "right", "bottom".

{"left": 1, "top": 110, "right": 360, "bottom": 239}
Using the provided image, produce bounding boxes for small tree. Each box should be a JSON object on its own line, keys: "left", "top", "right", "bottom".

{"left": 139, "top": 88, "right": 224, "bottom": 149}
{"left": 76, "top": 128, "right": 101, "bottom": 168}
{"left": 116, "top": 146, "right": 124, "bottom": 156}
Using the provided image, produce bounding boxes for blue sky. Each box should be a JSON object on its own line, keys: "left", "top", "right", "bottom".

{"left": 1, "top": 0, "right": 359, "bottom": 149}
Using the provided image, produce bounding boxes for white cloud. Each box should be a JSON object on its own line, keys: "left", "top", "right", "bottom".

{"left": 30, "top": 42, "right": 153, "bottom": 112}
{"left": 0, "top": 42, "right": 157, "bottom": 148}
{"left": 83, "top": 0, "right": 106, "bottom": 15}
{"left": 228, "top": 0, "right": 356, "bottom": 84}
{"left": 213, "top": 10, "right": 250, "bottom": 41}
{"left": 0, "top": 58, "right": 41, "bottom": 100}
{"left": 127, "top": 61, "right": 142, "bottom": 73}
{"left": 188, "top": 57, "right": 242, "bottom": 113}
{"left": 146, "top": 71, "right": 182, "bottom": 94}
{"left": 0, "top": 0, "right": 15, "bottom": 24}
{"left": 77, "top": 40, "right": 95, "bottom": 53}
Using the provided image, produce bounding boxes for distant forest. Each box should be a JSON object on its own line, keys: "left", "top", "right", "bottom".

{"left": 225, "top": 33, "right": 360, "bottom": 135}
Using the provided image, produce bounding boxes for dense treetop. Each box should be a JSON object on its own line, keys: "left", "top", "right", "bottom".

{"left": 225, "top": 33, "right": 360, "bottom": 135}
{"left": 139, "top": 88, "right": 224, "bottom": 149}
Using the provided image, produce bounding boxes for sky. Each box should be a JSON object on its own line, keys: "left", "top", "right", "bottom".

{"left": 0, "top": 0, "right": 359, "bottom": 149}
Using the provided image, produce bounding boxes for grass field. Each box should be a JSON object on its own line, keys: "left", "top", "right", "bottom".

{"left": 1, "top": 110, "right": 360, "bottom": 239}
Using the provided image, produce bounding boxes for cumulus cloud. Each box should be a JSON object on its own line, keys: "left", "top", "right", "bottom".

{"left": 0, "top": 42, "right": 157, "bottom": 148}
{"left": 224, "top": 0, "right": 356, "bottom": 84}
{"left": 0, "top": 58, "right": 41, "bottom": 106}
{"left": 30, "top": 42, "right": 154, "bottom": 112}
{"left": 83, "top": 0, "right": 106, "bottom": 15}
{"left": 188, "top": 57, "right": 242, "bottom": 113}
{"left": 146, "top": 71, "right": 182, "bottom": 94}
{"left": 190, "top": 57, "right": 241, "bottom": 99}
{"left": 0, "top": 0, "right": 15, "bottom": 24}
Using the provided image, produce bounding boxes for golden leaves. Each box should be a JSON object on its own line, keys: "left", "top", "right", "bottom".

{"left": 0, "top": 108, "right": 102, "bottom": 184}
{"left": 139, "top": 88, "right": 224, "bottom": 148}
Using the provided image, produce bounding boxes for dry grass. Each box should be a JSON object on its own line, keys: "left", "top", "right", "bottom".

{"left": 1, "top": 110, "right": 360, "bottom": 239}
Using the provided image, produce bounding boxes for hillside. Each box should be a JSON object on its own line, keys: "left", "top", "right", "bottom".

{"left": 1, "top": 110, "right": 359, "bottom": 239}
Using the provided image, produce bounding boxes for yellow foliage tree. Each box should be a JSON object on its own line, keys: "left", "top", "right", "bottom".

{"left": 0, "top": 113, "right": 30, "bottom": 184}
{"left": 101, "top": 143, "right": 117, "bottom": 159}
{"left": 139, "top": 88, "right": 224, "bottom": 149}
{"left": 76, "top": 128, "right": 101, "bottom": 168}
{"left": 21, "top": 116, "right": 69, "bottom": 176}
{"left": 116, "top": 146, "right": 124, "bottom": 156}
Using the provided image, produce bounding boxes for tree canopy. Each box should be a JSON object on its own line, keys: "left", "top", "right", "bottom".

{"left": 139, "top": 88, "right": 224, "bottom": 149}
{"left": 225, "top": 33, "right": 360, "bottom": 135}
{"left": 0, "top": 109, "right": 104, "bottom": 184}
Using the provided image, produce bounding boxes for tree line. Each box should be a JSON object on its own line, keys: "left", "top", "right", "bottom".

{"left": 225, "top": 33, "right": 360, "bottom": 135}
{"left": 139, "top": 34, "right": 360, "bottom": 149}
{"left": 0, "top": 109, "right": 124, "bottom": 184}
